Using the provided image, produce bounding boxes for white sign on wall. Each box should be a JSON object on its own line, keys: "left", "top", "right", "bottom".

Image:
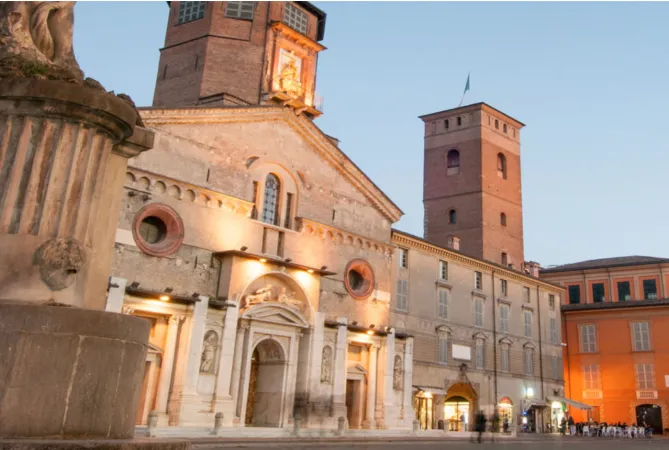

{"left": 665, "top": 375, "right": 669, "bottom": 388}
{"left": 452, "top": 344, "right": 471, "bottom": 361}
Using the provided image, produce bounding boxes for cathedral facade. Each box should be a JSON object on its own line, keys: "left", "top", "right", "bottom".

{"left": 105, "top": 1, "right": 569, "bottom": 435}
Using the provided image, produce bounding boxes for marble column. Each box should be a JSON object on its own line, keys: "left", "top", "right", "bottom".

{"left": 307, "top": 312, "right": 326, "bottom": 425}
{"left": 283, "top": 331, "right": 303, "bottom": 425}
{"left": 383, "top": 329, "right": 396, "bottom": 426}
{"left": 234, "top": 323, "right": 251, "bottom": 419}
{"left": 154, "top": 315, "right": 182, "bottom": 424}
{"left": 402, "top": 337, "right": 414, "bottom": 423}
{"left": 331, "top": 317, "right": 348, "bottom": 419}
{"left": 105, "top": 276, "right": 127, "bottom": 313}
{"left": 363, "top": 344, "right": 378, "bottom": 429}
{"left": 231, "top": 322, "right": 249, "bottom": 420}
{"left": 214, "top": 302, "right": 240, "bottom": 402}
{"left": 182, "top": 295, "right": 209, "bottom": 394}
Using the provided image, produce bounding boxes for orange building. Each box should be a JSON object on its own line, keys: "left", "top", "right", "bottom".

{"left": 540, "top": 257, "right": 669, "bottom": 434}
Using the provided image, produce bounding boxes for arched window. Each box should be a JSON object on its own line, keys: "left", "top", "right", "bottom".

{"left": 497, "top": 153, "right": 507, "bottom": 179}
{"left": 446, "top": 149, "right": 460, "bottom": 175}
{"left": 495, "top": 119, "right": 499, "bottom": 129}
{"left": 501, "top": 252, "right": 508, "bottom": 266}
{"left": 457, "top": 116, "right": 462, "bottom": 126}
{"left": 500, "top": 212, "right": 507, "bottom": 226}
{"left": 262, "top": 173, "right": 280, "bottom": 225}
{"left": 503, "top": 124, "right": 507, "bottom": 133}
{"left": 449, "top": 209, "right": 457, "bottom": 224}
{"left": 444, "top": 119, "right": 450, "bottom": 130}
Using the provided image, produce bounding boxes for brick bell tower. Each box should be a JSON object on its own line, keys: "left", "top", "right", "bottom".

{"left": 421, "top": 103, "right": 525, "bottom": 268}
{"left": 153, "top": 1, "right": 326, "bottom": 117}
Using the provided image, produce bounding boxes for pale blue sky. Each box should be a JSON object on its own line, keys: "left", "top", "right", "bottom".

{"left": 74, "top": 2, "right": 669, "bottom": 267}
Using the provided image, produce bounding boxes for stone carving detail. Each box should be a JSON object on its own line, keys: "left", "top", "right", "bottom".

{"left": 32, "top": 238, "right": 85, "bottom": 291}
{"left": 200, "top": 330, "right": 219, "bottom": 373}
{"left": 393, "top": 355, "right": 403, "bottom": 391}
{"left": 320, "top": 346, "right": 333, "bottom": 384}
{"left": 244, "top": 284, "right": 302, "bottom": 310}
{"left": 0, "top": 2, "right": 83, "bottom": 81}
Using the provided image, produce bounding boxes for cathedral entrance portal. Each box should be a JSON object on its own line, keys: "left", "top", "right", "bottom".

{"left": 245, "top": 339, "right": 286, "bottom": 427}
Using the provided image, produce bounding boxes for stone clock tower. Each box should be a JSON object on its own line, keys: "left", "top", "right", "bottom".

{"left": 153, "top": 1, "right": 326, "bottom": 118}
{"left": 421, "top": 103, "right": 526, "bottom": 268}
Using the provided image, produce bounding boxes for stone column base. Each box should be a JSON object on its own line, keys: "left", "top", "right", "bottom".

{"left": 177, "top": 393, "right": 214, "bottom": 427}
{"left": 0, "top": 303, "right": 150, "bottom": 439}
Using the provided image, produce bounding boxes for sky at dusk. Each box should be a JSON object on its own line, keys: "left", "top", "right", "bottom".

{"left": 73, "top": 1, "right": 669, "bottom": 267}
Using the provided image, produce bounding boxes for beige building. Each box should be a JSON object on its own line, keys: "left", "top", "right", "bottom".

{"left": 100, "top": 0, "right": 569, "bottom": 436}
{"left": 391, "top": 231, "right": 565, "bottom": 433}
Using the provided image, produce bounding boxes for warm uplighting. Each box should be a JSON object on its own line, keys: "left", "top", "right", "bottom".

{"left": 307, "top": 269, "right": 314, "bottom": 274}
{"left": 259, "top": 258, "right": 267, "bottom": 263}
{"left": 367, "top": 330, "right": 374, "bottom": 335}
{"left": 159, "top": 295, "right": 170, "bottom": 301}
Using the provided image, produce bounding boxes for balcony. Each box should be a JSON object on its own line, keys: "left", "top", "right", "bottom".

{"left": 636, "top": 390, "right": 658, "bottom": 400}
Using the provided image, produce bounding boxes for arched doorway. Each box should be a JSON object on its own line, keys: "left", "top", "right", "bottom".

{"left": 636, "top": 404, "right": 663, "bottom": 434}
{"left": 245, "top": 339, "right": 286, "bottom": 427}
{"left": 498, "top": 396, "right": 514, "bottom": 431}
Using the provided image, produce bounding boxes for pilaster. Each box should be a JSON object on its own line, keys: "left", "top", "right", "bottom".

{"left": 363, "top": 344, "right": 378, "bottom": 429}
{"left": 213, "top": 301, "right": 240, "bottom": 425}
{"left": 331, "top": 317, "right": 348, "bottom": 419}
{"left": 155, "top": 315, "right": 184, "bottom": 426}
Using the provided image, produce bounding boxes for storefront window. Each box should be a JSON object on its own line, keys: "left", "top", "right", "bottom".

{"left": 414, "top": 391, "right": 434, "bottom": 430}
{"left": 444, "top": 396, "right": 470, "bottom": 432}
{"left": 551, "top": 401, "right": 565, "bottom": 433}
{"left": 497, "top": 397, "right": 514, "bottom": 432}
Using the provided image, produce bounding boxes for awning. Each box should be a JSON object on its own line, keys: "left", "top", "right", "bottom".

{"left": 523, "top": 399, "right": 547, "bottom": 410}
{"left": 547, "top": 396, "right": 592, "bottom": 410}
{"left": 413, "top": 386, "right": 447, "bottom": 395}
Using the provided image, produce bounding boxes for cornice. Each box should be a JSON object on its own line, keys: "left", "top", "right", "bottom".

{"left": 125, "top": 166, "right": 253, "bottom": 217}
{"left": 270, "top": 22, "right": 326, "bottom": 52}
{"left": 391, "top": 231, "right": 563, "bottom": 292}
{"left": 296, "top": 217, "right": 394, "bottom": 257}
{"left": 139, "top": 107, "right": 403, "bottom": 224}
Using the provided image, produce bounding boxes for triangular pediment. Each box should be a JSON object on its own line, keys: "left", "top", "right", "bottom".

{"left": 140, "top": 106, "right": 402, "bottom": 224}
{"left": 241, "top": 303, "right": 309, "bottom": 328}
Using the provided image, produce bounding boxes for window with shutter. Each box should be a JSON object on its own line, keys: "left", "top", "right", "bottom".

{"left": 632, "top": 322, "right": 650, "bottom": 351}
{"left": 438, "top": 289, "right": 448, "bottom": 319}
{"left": 438, "top": 337, "right": 448, "bottom": 363}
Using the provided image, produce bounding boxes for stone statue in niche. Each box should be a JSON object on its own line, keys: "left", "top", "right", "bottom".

{"left": 277, "top": 55, "right": 302, "bottom": 98}
{"left": 200, "top": 330, "right": 218, "bottom": 373}
{"left": 393, "top": 355, "right": 403, "bottom": 390}
{"left": 245, "top": 285, "right": 273, "bottom": 306}
{"left": 320, "top": 346, "right": 333, "bottom": 383}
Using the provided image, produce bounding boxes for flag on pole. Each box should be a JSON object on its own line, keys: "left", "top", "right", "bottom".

{"left": 459, "top": 73, "right": 470, "bottom": 107}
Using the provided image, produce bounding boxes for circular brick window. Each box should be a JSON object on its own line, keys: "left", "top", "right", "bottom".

{"left": 133, "top": 204, "right": 184, "bottom": 257}
{"left": 344, "top": 259, "right": 375, "bottom": 299}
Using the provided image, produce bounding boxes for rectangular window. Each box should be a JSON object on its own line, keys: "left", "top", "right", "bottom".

{"left": 617, "top": 281, "right": 631, "bottom": 301}
{"left": 550, "top": 317, "right": 558, "bottom": 344}
{"left": 474, "top": 298, "right": 484, "bottom": 327}
{"left": 635, "top": 363, "right": 655, "bottom": 390}
{"left": 399, "top": 248, "right": 408, "bottom": 269}
{"left": 499, "top": 304, "right": 509, "bottom": 333}
{"left": 643, "top": 279, "right": 657, "bottom": 300}
{"left": 500, "top": 279, "right": 508, "bottom": 297}
{"left": 284, "top": 2, "right": 308, "bottom": 35}
{"left": 438, "top": 337, "right": 448, "bottom": 363}
{"left": 552, "top": 356, "right": 561, "bottom": 379}
{"left": 632, "top": 322, "right": 651, "bottom": 351}
{"left": 438, "top": 289, "right": 449, "bottom": 319}
{"left": 284, "top": 192, "right": 293, "bottom": 229}
{"left": 549, "top": 294, "right": 556, "bottom": 310}
{"left": 524, "top": 287, "right": 531, "bottom": 304}
{"left": 475, "top": 340, "right": 484, "bottom": 369}
{"left": 579, "top": 324, "right": 597, "bottom": 353}
{"left": 501, "top": 346, "right": 510, "bottom": 372}
{"left": 475, "top": 271, "right": 482, "bottom": 290}
{"left": 225, "top": 1, "right": 254, "bottom": 19}
{"left": 396, "top": 280, "right": 408, "bottom": 311}
{"left": 592, "top": 283, "right": 605, "bottom": 303}
{"left": 568, "top": 285, "right": 581, "bottom": 304}
{"left": 583, "top": 364, "right": 601, "bottom": 390}
{"left": 177, "top": 1, "right": 206, "bottom": 24}
{"left": 524, "top": 310, "right": 532, "bottom": 338}
{"left": 524, "top": 348, "right": 534, "bottom": 376}
{"left": 439, "top": 260, "right": 448, "bottom": 280}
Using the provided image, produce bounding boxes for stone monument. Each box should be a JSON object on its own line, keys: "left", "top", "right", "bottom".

{"left": 0, "top": 3, "right": 184, "bottom": 449}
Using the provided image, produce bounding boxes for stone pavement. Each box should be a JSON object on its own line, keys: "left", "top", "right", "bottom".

{"left": 190, "top": 434, "right": 667, "bottom": 449}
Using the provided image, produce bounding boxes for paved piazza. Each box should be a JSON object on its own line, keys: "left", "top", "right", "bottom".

{"left": 192, "top": 436, "right": 667, "bottom": 449}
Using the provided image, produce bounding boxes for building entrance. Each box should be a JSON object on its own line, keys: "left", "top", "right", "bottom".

{"left": 444, "top": 396, "right": 470, "bottom": 432}
{"left": 414, "top": 393, "right": 433, "bottom": 430}
{"left": 244, "top": 339, "right": 286, "bottom": 427}
{"left": 636, "top": 404, "right": 663, "bottom": 434}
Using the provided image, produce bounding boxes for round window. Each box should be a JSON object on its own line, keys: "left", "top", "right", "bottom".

{"left": 132, "top": 204, "right": 184, "bottom": 257}
{"left": 344, "top": 259, "right": 375, "bottom": 299}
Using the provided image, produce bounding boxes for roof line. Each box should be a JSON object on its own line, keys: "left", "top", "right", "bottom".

{"left": 561, "top": 298, "right": 669, "bottom": 312}
{"left": 418, "top": 102, "right": 525, "bottom": 127}
{"left": 540, "top": 258, "right": 669, "bottom": 274}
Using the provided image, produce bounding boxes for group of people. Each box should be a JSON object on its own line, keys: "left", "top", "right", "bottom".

{"left": 559, "top": 416, "right": 653, "bottom": 438}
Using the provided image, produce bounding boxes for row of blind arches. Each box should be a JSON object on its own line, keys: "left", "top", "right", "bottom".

{"left": 446, "top": 150, "right": 508, "bottom": 179}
